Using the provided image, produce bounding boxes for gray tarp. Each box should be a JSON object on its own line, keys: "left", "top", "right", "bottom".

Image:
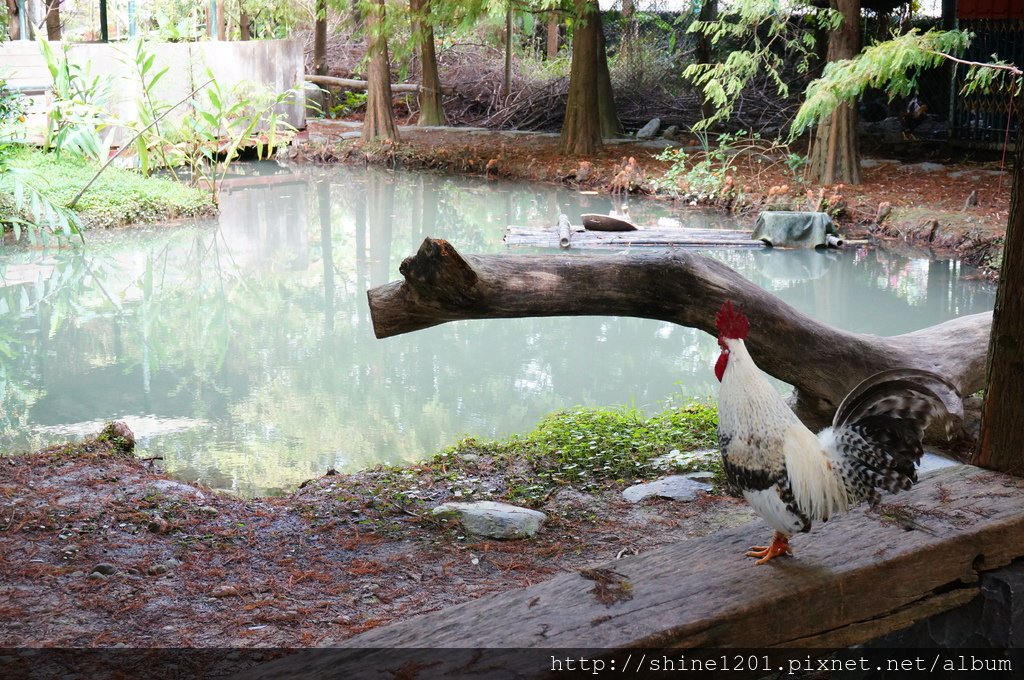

{"left": 751, "top": 211, "right": 841, "bottom": 248}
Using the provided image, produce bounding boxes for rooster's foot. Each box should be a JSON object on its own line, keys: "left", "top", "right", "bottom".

{"left": 745, "top": 532, "right": 792, "bottom": 565}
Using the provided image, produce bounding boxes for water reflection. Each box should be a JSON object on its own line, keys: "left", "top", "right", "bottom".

{"left": 0, "top": 163, "right": 996, "bottom": 496}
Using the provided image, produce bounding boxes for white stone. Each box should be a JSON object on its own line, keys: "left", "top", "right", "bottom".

{"left": 622, "top": 475, "right": 712, "bottom": 503}
{"left": 636, "top": 118, "right": 661, "bottom": 139}
{"left": 431, "top": 501, "right": 547, "bottom": 539}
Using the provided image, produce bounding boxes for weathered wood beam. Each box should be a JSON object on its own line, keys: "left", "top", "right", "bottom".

{"left": 305, "top": 74, "right": 454, "bottom": 96}
{"left": 505, "top": 225, "right": 765, "bottom": 249}
{"left": 367, "top": 238, "right": 991, "bottom": 426}
{"left": 241, "top": 466, "right": 1024, "bottom": 678}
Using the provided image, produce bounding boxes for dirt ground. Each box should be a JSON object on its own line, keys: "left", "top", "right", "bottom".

{"left": 296, "top": 121, "right": 1013, "bottom": 274}
{"left": 0, "top": 425, "right": 754, "bottom": 661}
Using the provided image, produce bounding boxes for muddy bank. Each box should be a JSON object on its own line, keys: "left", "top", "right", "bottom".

{"left": 292, "top": 124, "right": 1011, "bottom": 275}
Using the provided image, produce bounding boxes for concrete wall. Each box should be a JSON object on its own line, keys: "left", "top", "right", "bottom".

{"left": 0, "top": 39, "right": 306, "bottom": 144}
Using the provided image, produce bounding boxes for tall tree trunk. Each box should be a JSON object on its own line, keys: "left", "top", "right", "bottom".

{"left": 503, "top": 7, "right": 513, "bottom": 100}
{"left": 44, "top": 0, "right": 60, "bottom": 39}
{"left": 620, "top": 0, "right": 637, "bottom": 66}
{"left": 807, "top": 0, "right": 861, "bottom": 185}
{"left": 546, "top": 11, "right": 559, "bottom": 59}
{"left": 696, "top": 0, "right": 717, "bottom": 121}
{"left": 313, "top": 0, "right": 329, "bottom": 76}
{"left": 216, "top": 0, "right": 226, "bottom": 40}
{"left": 239, "top": 11, "right": 252, "bottom": 40}
{"left": 362, "top": 0, "right": 400, "bottom": 143}
{"left": 311, "top": 0, "right": 329, "bottom": 120}
{"left": 411, "top": 0, "right": 444, "bottom": 126}
{"left": 559, "top": 0, "right": 602, "bottom": 155}
{"left": 596, "top": 24, "right": 622, "bottom": 138}
{"left": 6, "top": 0, "right": 21, "bottom": 39}
{"left": 976, "top": 105, "right": 1024, "bottom": 476}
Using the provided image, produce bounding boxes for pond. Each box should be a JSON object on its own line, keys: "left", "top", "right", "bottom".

{"left": 0, "top": 162, "right": 996, "bottom": 496}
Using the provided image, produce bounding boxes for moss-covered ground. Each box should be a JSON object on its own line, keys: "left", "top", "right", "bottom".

{"left": 1, "top": 147, "right": 215, "bottom": 230}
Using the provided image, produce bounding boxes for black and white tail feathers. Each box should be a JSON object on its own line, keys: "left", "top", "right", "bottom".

{"left": 827, "top": 369, "right": 963, "bottom": 505}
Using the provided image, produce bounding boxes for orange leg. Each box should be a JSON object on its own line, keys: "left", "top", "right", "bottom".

{"left": 745, "top": 531, "right": 792, "bottom": 565}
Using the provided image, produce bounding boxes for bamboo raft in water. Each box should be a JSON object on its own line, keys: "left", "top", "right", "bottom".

{"left": 505, "top": 216, "right": 765, "bottom": 250}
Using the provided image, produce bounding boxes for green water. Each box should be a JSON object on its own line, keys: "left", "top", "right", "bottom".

{"left": 0, "top": 163, "right": 996, "bottom": 495}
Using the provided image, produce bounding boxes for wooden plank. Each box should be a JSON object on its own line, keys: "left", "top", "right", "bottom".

{"left": 242, "top": 466, "right": 1024, "bottom": 679}
{"left": 506, "top": 225, "right": 765, "bottom": 249}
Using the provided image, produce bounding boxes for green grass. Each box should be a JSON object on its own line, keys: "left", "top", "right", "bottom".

{"left": 2, "top": 147, "right": 214, "bottom": 230}
{"left": 341, "top": 402, "right": 723, "bottom": 512}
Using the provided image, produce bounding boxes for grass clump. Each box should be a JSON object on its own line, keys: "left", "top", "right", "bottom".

{"left": 2, "top": 148, "right": 214, "bottom": 229}
{"left": 424, "top": 402, "right": 722, "bottom": 507}
{"left": 315, "top": 403, "right": 723, "bottom": 536}
{"left": 502, "top": 402, "right": 720, "bottom": 504}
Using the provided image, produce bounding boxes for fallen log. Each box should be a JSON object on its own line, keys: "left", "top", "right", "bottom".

{"left": 367, "top": 238, "right": 990, "bottom": 427}
{"left": 304, "top": 74, "right": 454, "bottom": 96}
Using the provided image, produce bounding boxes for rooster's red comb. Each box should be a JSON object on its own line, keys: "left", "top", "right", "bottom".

{"left": 715, "top": 300, "right": 750, "bottom": 340}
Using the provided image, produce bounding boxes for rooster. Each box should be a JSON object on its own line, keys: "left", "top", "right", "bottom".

{"left": 714, "top": 300, "right": 961, "bottom": 564}
{"left": 901, "top": 95, "right": 928, "bottom": 140}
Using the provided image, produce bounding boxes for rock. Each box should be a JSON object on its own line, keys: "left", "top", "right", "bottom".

{"left": 662, "top": 125, "right": 679, "bottom": 140}
{"left": 574, "top": 160, "right": 594, "bottom": 183}
{"left": 622, "top": 475, "right": 713, "bottom": 503}
{"left": 91, "top": 563, "right": 117, "bottom": 576}
{"left": 875, "top": 201, "right": 892, "bottom": 224}
{"left": 211, "top": 585, "right": 240, "bottom": 598}
{"left": 431, "top": 501, "right": 547, "bottom": 539}
{"left": 650, "top": 447, "right": 718, "bottom": 470}
{"left": 198, "top": 505, "right": 219, "bottom": 516}
{"left": 636, "top": 118, "right": 661, "bottom": 139}
{"left": 99, "top": 421, "right": 135, "bottom": 456}
{"left": 899, "top": 161, "right": 945, "bottom": 173}
{"left": 87, "top": 572, "right": 107, "bottom": 581}
{"left": 148, "top": 479, "right": 206, "bottom": 501}
{"left": 165, "top": 557, "right": 182, "bottom": 568}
